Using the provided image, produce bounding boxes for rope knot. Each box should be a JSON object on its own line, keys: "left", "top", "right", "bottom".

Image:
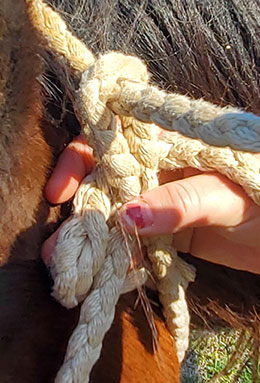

{"left": 78, "top": 52, "right": 148, "bottom": 130}
{"left": 26, "top": 1, "right": 260, "bottom": 381}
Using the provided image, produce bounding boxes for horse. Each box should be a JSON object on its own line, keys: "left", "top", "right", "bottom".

{"left": 0, "top": 0, "right": 260, "bottom": 382}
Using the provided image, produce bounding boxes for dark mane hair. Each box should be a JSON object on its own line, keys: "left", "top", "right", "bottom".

{"left": 49, "top": 0, "right": 260, "bottom": 112}
{"left": 46, "top": 0, "right": 260, "bottom": 374}
{"left": 1, "top": 0, "right": 260, "bottom": 381}
{"left": 46, "top": 0, "right": 260, "bottom": 315}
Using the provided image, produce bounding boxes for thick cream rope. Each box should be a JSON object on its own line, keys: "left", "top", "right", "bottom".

{"left": 26, "top": 1, "right": 260, "bottom": 382}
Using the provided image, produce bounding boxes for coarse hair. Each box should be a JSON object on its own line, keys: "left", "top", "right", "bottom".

{"left": 44, "top": 0, "right": 260, "bottom": 376}
{"left": 1, "top": 0, "right": 260, "bottom": 381}
{"left": 46, "top": 0, "right": 260, "bottom": 306}
{"left": 48, "top": 0, "right": 260, "bottom": 112}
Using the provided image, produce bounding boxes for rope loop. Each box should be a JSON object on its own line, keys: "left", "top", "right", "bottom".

{"left": 25, "top": 1, "right": 260, "bottom": 382}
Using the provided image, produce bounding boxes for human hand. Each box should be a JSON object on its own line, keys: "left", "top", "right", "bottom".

{"left": 42, "top": 135, "right": 260, "bottom": 274}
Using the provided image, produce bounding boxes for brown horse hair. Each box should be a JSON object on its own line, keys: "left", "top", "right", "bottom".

{"left": 46, "top": 0, "right": 260, "bottom": 323}
{"left": 0, "top": 2, "right": 180, "bottom": 382}
{"left": 1, "top": 0, "right": 260, "bottom": 381}
{"left": 44, "top": 0, "right": 260, "bottom": 376}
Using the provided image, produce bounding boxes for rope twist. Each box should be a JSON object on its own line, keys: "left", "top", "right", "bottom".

{"left": 26, "top": 1, "right": 260, "bottom": 382}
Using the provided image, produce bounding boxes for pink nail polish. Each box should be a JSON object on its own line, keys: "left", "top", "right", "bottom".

{"left": 121, "top": 199, "right": 153, "bottom": 229}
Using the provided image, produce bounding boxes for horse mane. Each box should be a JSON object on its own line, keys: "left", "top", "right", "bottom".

{"left": 41, "top": 0, "right": 260, "bottom": 377}
{"left": 1, "top": 0, "right": 260, "bottom": 381}
{"left": 45, "top": 0, "right": 260, "bottom": 321}
{"left": 48, "top": 0, "right": 260, "bottom": 112}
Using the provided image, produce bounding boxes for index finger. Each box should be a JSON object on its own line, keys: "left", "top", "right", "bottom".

{"left": 45, "top": 135, "right": 94, "bottom": 204}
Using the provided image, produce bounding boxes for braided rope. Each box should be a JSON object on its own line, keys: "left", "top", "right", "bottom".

{"left": 26, "top": 0, "right": 94, "bottom": 74}
{"left": 26, "top": 1, "right": 260, "bottom": 382}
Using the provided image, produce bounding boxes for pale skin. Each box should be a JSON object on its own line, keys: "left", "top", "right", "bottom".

{"left": 42, "top": 133, "right": 260, "bottom": 275}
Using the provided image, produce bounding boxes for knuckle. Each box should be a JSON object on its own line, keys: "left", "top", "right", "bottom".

{"left": 168, "top": 180, "right": 201, "bottom": 218}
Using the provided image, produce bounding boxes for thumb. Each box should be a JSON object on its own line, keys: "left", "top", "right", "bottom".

{"left": 120, "top": 172, "right": 257, "bottom": 236}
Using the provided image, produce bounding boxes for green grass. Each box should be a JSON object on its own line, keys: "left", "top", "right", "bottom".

{"left": 181, "top": 329, "right": 260, "bottom": 383}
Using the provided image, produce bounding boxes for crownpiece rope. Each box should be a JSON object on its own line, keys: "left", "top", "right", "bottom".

{"left": 26, "top": 1, "right": 260, "bottom": 382}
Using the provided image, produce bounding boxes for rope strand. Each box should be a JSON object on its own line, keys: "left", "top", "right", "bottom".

{"left": 25, "top": 1, "right": 260, "bottom": 382}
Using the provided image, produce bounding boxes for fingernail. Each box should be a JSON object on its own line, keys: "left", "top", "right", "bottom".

{"left": 121, "top": 199, "right": 153, "bottom": 230}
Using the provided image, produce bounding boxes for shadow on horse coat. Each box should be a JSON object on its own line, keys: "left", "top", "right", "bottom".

{"left": 0, "top": 0, "right": 260, "bottom": 381}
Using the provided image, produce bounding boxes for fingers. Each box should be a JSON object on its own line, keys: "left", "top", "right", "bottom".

{"left": 45, "top": 135, "right": 94, "bottom": 204}
{"left": 171, "top": 226, "right": 260, "bottom": 273}
{"left": 120, "top": 171, "right": 260, "bottom": 236}
{"left": 41, "top": 218, "right": 71, "bottom": 267}
{"left": 190, "top": 227, "right": 260, "bottom": 274}
{"left": 216, "top": 214, "right": 260, "bottom": 247}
